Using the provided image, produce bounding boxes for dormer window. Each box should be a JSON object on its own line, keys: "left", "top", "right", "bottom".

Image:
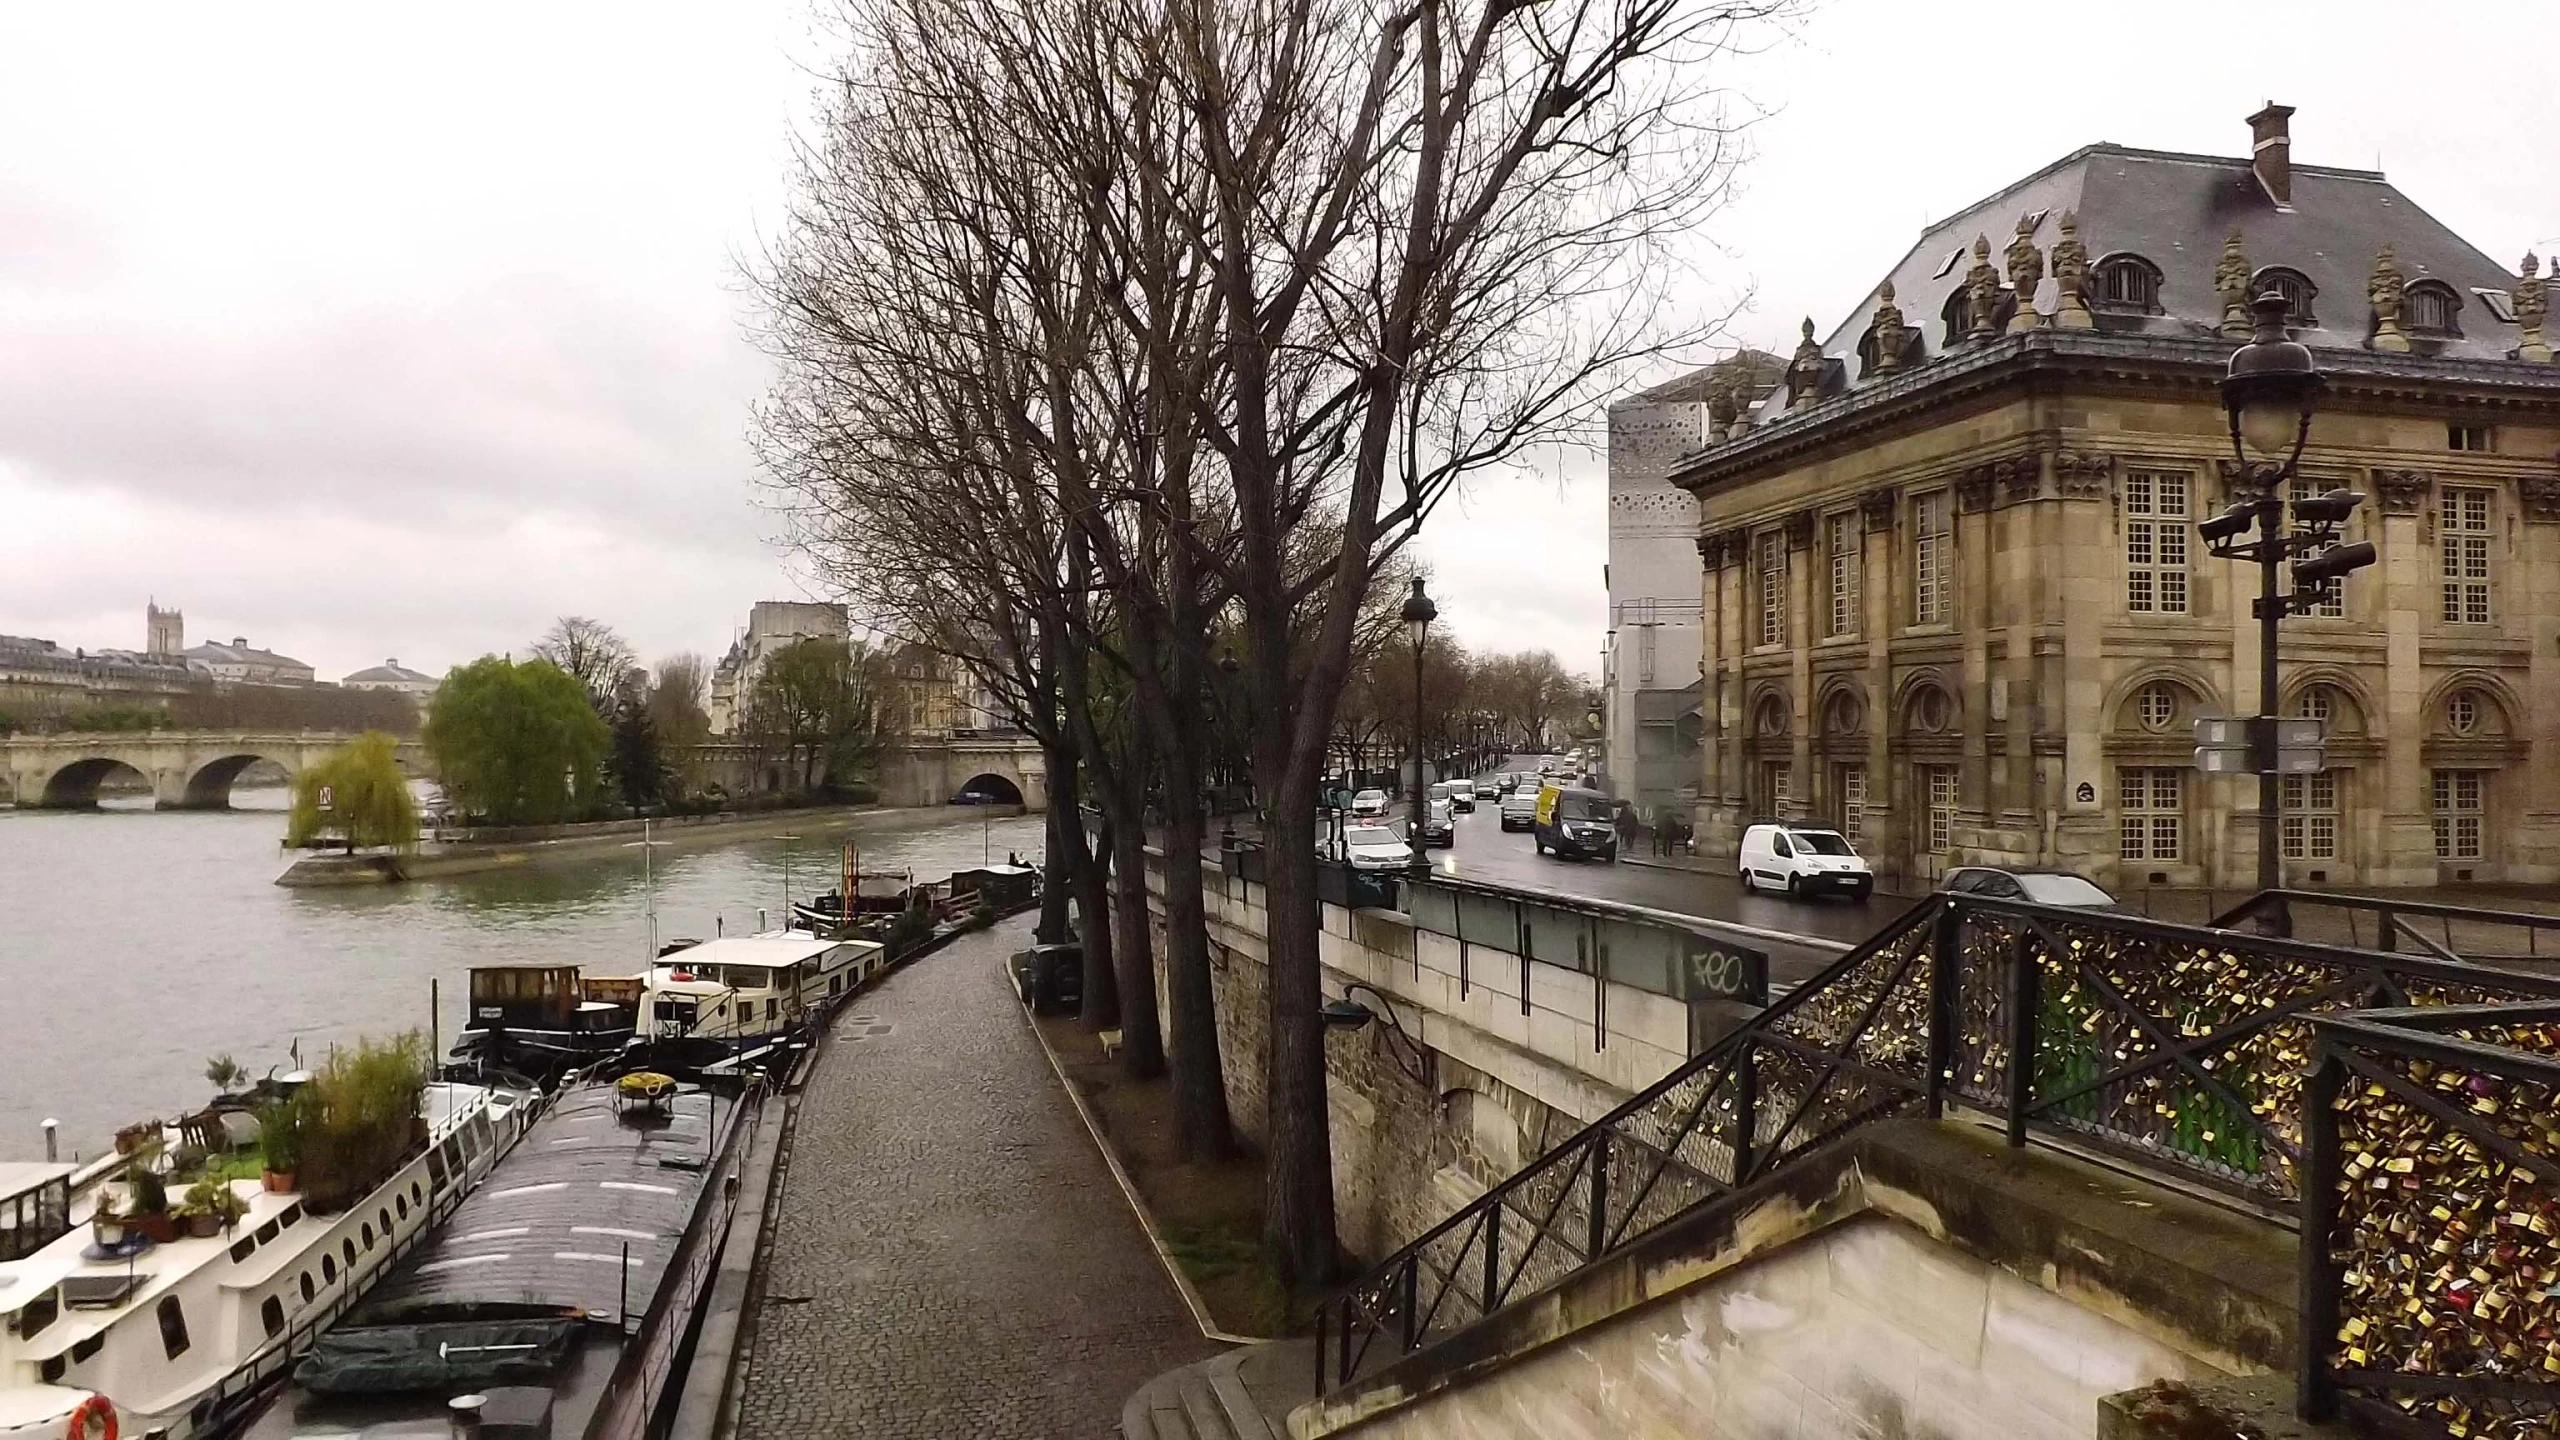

{"left": 2405, "top": 279, "right": 2463, "bottom": 338}
{"left": 2251, "top": 266, "right": 2318, "bottom": 327}
{"left": 2091, "top": 253, "right": 2164, "bottom": 315}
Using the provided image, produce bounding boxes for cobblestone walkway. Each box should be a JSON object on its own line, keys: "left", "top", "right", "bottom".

{"left": 734, "top": 918, "right": 1213, "bottom": 1437}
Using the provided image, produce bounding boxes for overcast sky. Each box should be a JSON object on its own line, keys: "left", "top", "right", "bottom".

{"left": 3, "top": 2, "right": 2550, "bottom": 684}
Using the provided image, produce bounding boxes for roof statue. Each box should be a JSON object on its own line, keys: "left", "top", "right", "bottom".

{"left": 2004, "top": 214, "right": 2045, "bottom": 334}
{"left": 1786, "top": 317, "right": 1825, "bottom": 402}
{"left": 2367, "top": 243, "right": 2409, "bottom": 353}
{"left": 2518, "top": 253, "right": 2551, "bottom": 363}
{"left": 1963, "top": 233, "right": 2000, "bottom": 342}
{"left": 2049, "top": 210, "right": 2093, "bottom": 330}
{"left": 2215, "top": 228, "right": 2253, "bottom": 339}
{"left": 1871, "top": 279, "right": 1908, "bottom": 372}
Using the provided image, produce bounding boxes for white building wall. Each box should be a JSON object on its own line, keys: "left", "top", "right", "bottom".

{"left": 1605, "top": 385, "right": 1709, "bottom": 811}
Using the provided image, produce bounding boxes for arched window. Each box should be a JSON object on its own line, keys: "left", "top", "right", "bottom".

{"left": 1752, "top": 694, "right": 1787, "bottom": 738}
{"left": 2251, "top": 267, "right": 2318, "bottom": 327}
{"left": 2449, "top": 689, "right": 2481, "bottom": 736}
{"left": 1939, "top": 288, "right": 1970, "bottom": 347}
{"left": 2136, "top": 683, "right": 2177, "bottom": 731}
{"left": 2296, "top": 686, "right": 2334, "bottom": 725}
{"left": 1822, "top": 690, "right": 1862, "bottom": 736}
{"left": 2405, "top": 280, "right": 2463, "bottom": 338}
{"left": 2092, "top": 254, "right": 2163, "bottom": 315}
{"left": 1907, "top": 685, "right": 1952, "bottom": 734}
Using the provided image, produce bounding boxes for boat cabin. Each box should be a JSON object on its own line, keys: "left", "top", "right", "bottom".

{"left": 947, "top": 863, "right": 1039, "bottom": 913}
{"left": 0, "top": 1164, "right": 72, "bottom": 1263}
{"left": 465, "top": 964, "right": 584, "bottom": 1031}
{"left": 640, "top": 935, "right": 885, "bottom": 1043}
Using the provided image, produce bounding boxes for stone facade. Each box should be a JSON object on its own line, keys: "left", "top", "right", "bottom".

{"left": 1669, "top": 114, "right": 2560, "bottom": 891}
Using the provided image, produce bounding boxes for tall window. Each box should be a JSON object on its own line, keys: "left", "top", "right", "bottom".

{"left": 1760, "top": 761, "right": 1792, "bottom": 816}
{"left": 2123, "top": 470, "right": 2191, "bottom": 614}
{"left": 2289, "top": 478, "right": 2345, "bottom": 616}
{"left": 2281, "top": 771, "right": 2340, "bottom": 861}
{"left": 2118, "top": 769, "right": 2182, "bottom": 861}
{"left": 2441, "top": 487, "right": 2493, "bottom": 623}
{"left": 1924, "top": 766, "right": 1957, "bottom": 854}
{"left": 1913, "top": 491, "right": 1952, "bottom": 625}
{"left": 2433, "top": 770, "right": 2485, "bottom": 860}
{"left": 1835, "top": 764, "right": 1866, "bottom": 835}
{"left": 1757, "top": 530, "right": 1786, "bottom": 648}
{"left": 1826, "top": 512, "right": 1860, "bottom": 638}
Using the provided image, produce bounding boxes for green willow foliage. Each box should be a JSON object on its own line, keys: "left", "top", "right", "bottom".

{"left": 287, "top": 730, "right": 420, "bottom": 851}
{"left": 423, "top": 656, "right": 609, "bottom": 825}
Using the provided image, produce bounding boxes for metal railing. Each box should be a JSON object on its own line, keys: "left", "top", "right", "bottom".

{"left": 1316, "top": 894, "right": 2560, "bottom": 1396}
{"left": 2302, "top": 1005, "right": 2560, "bottom": 1438}
{"left": 2216, "top": 889, "right": 2560, "bottom": 965}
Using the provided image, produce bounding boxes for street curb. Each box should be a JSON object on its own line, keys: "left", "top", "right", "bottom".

{"left": 1010, "top": 959, "right": 1261, "bottom": 1348}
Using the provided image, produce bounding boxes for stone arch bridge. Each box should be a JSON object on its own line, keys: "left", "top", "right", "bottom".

{"left": 0, "top": 731, "right": 421, "bottom": 810}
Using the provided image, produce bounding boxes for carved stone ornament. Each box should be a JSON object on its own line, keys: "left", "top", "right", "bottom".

{"left": 1787, "top": 317, "right": 1826, "bottom": 403}
{"left": 2049, "top": 210, "right": 2093, "bottom": 330}
{"left": 2520, "top": 471, "right": 2560, "bottom": 523}
{"left": 1705, "top": 382, "right": 1738, "bottom": 441}
{"left": 1710, "top": 527, "right": 1750, "bottom": 565}
{"left": 2368, "top": 244, "right": 2410, "bottom": 353}
{"left": 2518, "top": 252, "right": 2552, "bottom": 363}
{"left": 1860, "top": 485, "right": 1898, "bottom": 532}
{"left": 1695, "top": 532, "right": 1721, "bottom": 565}
{"left": 1965, "top": 234, "right": 2001, "bottom": 342}
{"left": 1954, "top": 466, "right": 1995, "bottom": 514}
{"left": 1871, "top": 280, "right": 1908, "bottom": 374}
{"left": 2004, "top": 214, "right": 2045, "bottom": 334}
{"left": 2374, "top": 467, "right": 2433, "bottom": 515}
{"left": 2215, "top": 228, "right": 2252, "bottom": 339}
{"left": 1784, "top": 508, "right": 1817, "bottom": 550}
{"left": 1993, "top": 454, "right": 2042, "bottom": 504}
{"left": 2217, "top": 457, "right": 2276, "bottom": 506}
{"left": 2052, "top": 450, "right": 2114, "bottom": 499}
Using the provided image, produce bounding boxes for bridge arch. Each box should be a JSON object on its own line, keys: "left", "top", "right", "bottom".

{"left": 180, "top": 751, "right": 302, "bottom": 810}
{"left": 953, "top": 772, "right": 1026, "bottom": 807}
{"left": 38, "top": 757, "right": 153, "bottom": 809}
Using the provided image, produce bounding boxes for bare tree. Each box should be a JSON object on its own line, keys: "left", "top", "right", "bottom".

{"left": 533, "top": 617, "right": 638, "bottom": 710}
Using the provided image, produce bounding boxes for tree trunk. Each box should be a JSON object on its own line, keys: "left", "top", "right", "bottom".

{"left": 1257, "top": 764, "right": 1335, "bottom": 1287}
{"left": 1157, "top": 732, "right": 1235, "bottom": 1160}
{"left": 1075, "top": 811, "right": 1121, "bottom": 1030}
{"left": 1105, "top": 809, "right": 1166, "bottom": 1079}
{"left": 1037, "top": 747, "right": 1076, "bottom": 945}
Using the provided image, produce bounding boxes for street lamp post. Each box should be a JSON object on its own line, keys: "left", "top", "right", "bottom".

{"left": 2200, "top": 291, "right": 2373, "bottom": 932}
{"left": 1401, "top": 578, "right": 1437, "bottom": 876}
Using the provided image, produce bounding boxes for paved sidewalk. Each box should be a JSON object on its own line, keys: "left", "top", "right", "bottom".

{"left": 733, "top": 917, "right": 1214, "bottom": 1438}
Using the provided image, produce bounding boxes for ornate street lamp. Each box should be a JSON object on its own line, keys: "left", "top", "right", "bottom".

{"left": 2200, "top": 292, "right": 2369, "bottom": 928}
{"left": 1401, "top": 578, "right": 1437, "bottom": 876}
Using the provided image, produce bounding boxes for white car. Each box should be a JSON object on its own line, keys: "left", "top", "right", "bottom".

{"left": 1350, "top": 788, "right": 1389, "bottom": 817}
{"left": 1738, "top": 822, "right": 1874, "bottom": 901}
{"left": 1334, "top": 823, "right": 1413, "bottom": 870}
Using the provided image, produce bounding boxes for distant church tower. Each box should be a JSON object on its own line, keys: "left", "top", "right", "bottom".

{"left": 146, "top": 601, "right": 184, "bottom": 657}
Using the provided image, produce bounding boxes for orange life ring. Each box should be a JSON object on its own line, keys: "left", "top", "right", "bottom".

{"left": 65, "top": 1394, "right": 116, "bottom": 1440}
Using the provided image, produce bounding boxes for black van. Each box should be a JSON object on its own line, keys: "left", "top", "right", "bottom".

{"left": 1533, "top": 785, "right": 1617, "bottom": 861}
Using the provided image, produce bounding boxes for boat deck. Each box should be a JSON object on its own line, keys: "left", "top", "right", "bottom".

{"left": 234, "top": 1083, "right": 731, "bottom": 1440}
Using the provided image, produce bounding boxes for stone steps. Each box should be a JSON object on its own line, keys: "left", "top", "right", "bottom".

{"left": 1121, "top": 1341, "right": 1308, "bottom": 1440}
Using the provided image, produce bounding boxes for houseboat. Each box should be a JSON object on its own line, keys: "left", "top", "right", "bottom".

{"left": 225, "top": 1077, "right": 764, "bottom": 1440}
{"left": 629, "top": 934, "right": 886, "bottom": 1072}
{"left": 0, "top": 1081, "right": 527, "bottom": 1440}
{"left": 448, "top": 964, "right": 639, "bottom": 1079}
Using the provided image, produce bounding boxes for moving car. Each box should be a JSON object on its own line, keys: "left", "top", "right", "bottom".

{"left": 1938, "top": 867, "right": 2120, "bottom": 908}
{"left": 1738, "top": 822, "right": 1874, "bottom": 900}
{"left": 1473, "top": 777, "right": 1500, "bottom": 800}
{"left": 1533, "top": 784, "right": 1616, "bottom": 861}
{"left": 1498, "top": 786, "right": 1541, "bottom": 831}
{"left": 1420, "top": 797, "right": 1456, "bottom": 847}
{"left": 1431, "top": 780, "right": 1474, "bottom": 814}
{"left": 1351, "top": 788, "right": 1389, "bottom": 817}
{"left": 1332, "top": 822, "right": 1414, "bottom": 870}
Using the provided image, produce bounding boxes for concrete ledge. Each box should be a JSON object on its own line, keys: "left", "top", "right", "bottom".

{"left": 1289, "top": 1118, "right": 2297, "bottom": 1439}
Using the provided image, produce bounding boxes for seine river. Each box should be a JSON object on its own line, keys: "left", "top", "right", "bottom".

{"left": 0, "top": 791, "right": 1046, "bottom": 1161}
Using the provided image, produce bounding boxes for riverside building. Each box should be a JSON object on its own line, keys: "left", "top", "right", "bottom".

{"left": 1668, "top": 105, "right": 2560, "bottom": 891}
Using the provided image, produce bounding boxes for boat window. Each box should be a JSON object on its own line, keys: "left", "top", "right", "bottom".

{"left": 361, "top": 1221, "right": 375, "bottom": 1250}
{"left": 70, "top": 1333, "right": 101, "bottom": 1363}
{"left": 300, "top": 1272, "right": 315, "bottom": 1304}
{"left": 410, "top": 1182, "right": 423, "bottom": 1207}
{"left": 260, "top": 1296, "right": 284, "bottom": 1338}
{"left": 321, "top": 1254, "right": 338, "bottom": 1285}
{"left": 13, "top": 1286, "right": 58, "bottom": 1341}
{"left": 396, "top": 1194, "right": 409, "bottom": 1220}
{"left": 379, "top": 1207, "right": 392, "bottom": 1236}
{"left": 342, "top": 1238, "right": 358, "bottom": 1270}
{"left": 40, "top": 1355, "right": 64, "bottom": 1384}
{"left": 279, "top": 1203, "right": 303, "bottom": 1228}
{"left": 255, "top": 1218, "right": 281, "bottom": 1246}
{"left": 427, "top": 1148, "right": 449, "bottom": 1190}
{"left": 158, "top": 1294, "right": 191, "bottom": 1359}
{"left": 230, "top": 1236, "right": 256, "bottom": 1263}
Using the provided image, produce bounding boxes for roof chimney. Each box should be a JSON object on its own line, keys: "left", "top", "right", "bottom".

{"left": 2247, "top": 101, "right": 2295, "bottom": 207}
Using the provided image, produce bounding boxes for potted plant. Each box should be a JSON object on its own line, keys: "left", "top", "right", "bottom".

{"left": 205, "top": 1053, "right": 247, "bottom": 1101}
{"left": 91, "top": 1190, "right": 126, "bottom": 1248}
{"left": 179, "top": 1179, "right": 246, "bottom": 1238}
{"left": 256, "top": 1091, "right": 313, "bottom": 1194}
{"left": 129, "top": 1163, "right": 177, "bottom": 1244}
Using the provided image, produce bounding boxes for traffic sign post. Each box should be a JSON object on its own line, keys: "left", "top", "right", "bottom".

{"left": 2194, "top": 715, "right": 2324, "bottom": 776}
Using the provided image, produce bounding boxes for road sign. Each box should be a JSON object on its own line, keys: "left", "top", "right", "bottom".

{"left": 2193, "top": 717, "right": 2249, "bottom": 747}
{"left": 2192, "top": 716, "right": 2324, "bottom": 775}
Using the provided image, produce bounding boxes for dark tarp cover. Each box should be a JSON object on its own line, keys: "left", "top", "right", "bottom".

{"left": 293, "top": 1319, "right": 578, "bottom": 1395}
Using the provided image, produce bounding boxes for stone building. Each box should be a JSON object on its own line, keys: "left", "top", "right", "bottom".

{"left": 1669, "top": 105, "right": 2560, "bottom": 891}
{"left": 879, "top": 641, "right": 1005, "bottom": 739}
{"left": 705, "top": 600, "right": 851, "bottom": 734}
{"left": 1600, "top": 351, "right": 1779, "bottom": 817}
{"left": 182, "top": 636, "right": 314, "bottom": 686}
{"left": 341, "top": 658, "right": 440, "bottom": 700}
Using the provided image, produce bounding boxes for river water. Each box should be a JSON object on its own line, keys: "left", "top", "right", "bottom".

{"left": 0, "top": 792, "right": 1046, "bottom": 1162}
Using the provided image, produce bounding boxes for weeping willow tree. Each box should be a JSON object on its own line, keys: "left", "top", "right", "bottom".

{"left": 287, "top": 731, "right": 419, "bottom": 851}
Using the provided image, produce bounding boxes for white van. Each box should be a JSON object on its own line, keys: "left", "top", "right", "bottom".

{"left": 1737, "top": 823, "right": 1874, "bottom": 901}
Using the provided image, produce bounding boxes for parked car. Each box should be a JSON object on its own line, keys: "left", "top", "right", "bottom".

{"left": 1498, "top": 787, "right": 1541, "bottom": 831}
{"left": 1938, "top": 867, "right": 2119, "bottom": 908}
{"left": 1420, "top": 798, "right": 1456, "bottom": 846}
{"left": 1351, "top": 788, "right": 1389, "bottom": 817}
{"left": 1473, "top": 777, "right": 1500, "bottom": 800}
{"left": 1331, "top": 823, "right": 1414, "bottom": 870}
{"left": 1533, "top": 784, "right": 1616, "bottom": 861}
{"left": 1431, "top": 780, "right": 1473, "bottom": 814}
{"left": 1737, "top": 823, "right": 1874, "bottom": 900}
{"left": 1008, "top": 942, "right": 1084, "bottom": 1015}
